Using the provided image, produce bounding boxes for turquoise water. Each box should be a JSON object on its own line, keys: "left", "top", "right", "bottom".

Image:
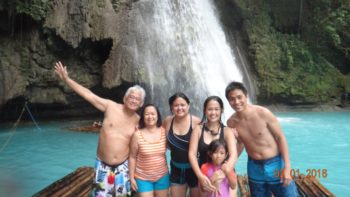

{"left": 234, "top": 112, "right": 350, "bottom": 196}
{"left": 0, "top": 112, "right": 349, "bottom": 196}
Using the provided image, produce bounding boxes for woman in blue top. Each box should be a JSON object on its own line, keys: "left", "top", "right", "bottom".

{"left": 162, "top": 92, "right": 201, "bottom": 197}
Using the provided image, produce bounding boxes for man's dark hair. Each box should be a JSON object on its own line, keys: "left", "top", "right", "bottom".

{"left": 225, "top": 81, "right": 248, "bottom": 99}
{"left": 139, "top": 104, "right": 162, "bottom": 129}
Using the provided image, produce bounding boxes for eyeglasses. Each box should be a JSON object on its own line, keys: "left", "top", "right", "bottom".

{"left": 128, "top": 95, "right": 141, "bottom": 101}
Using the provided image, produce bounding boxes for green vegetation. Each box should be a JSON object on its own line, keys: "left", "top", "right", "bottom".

{"left": 16, "top": 0, "right": 50, "bottom": 21}
{"left": 1, "top": 0, "right": 50, "bottom": 21}
{"left": 234, "top": 0, "right": 350, "bottom": 104}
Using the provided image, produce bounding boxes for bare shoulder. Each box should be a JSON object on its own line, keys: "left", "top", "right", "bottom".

{"left": 254, "top": 105, "right": 276, "bottom": 120}
{"left": 223, "top": 126, "right": 234, "bottom": 136}
{"left": 108, "top": 100, "right": 123, "bottom": 109}
{"left": 163, "top": 116, "right": 173, "bottom": 125}
{"left": 191, "top": 124, "right": 202, "bottom": 138}
{"left": 226, "top": 113, "right": 238, "bottom": 127}
{"left": 191, "top": 115, "right": 201, "bottom": 126}
{"left": 133, "top": 113, "right": 140, "bottom": 123}
{"left": 131, "top": 129, "right": 140, "bottom": 140}
{"left": 254, "top": 105, "right": 270, "bottom": 113}
{"left": 160, "top": 126, "right": 166, "bottom": 133}
{"left": 162, "top": 115, "right": 173, "bottom": 129}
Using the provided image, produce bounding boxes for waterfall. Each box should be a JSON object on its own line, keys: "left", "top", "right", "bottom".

{"left": 127, "top": 0, "right": 247, "bottom": 120}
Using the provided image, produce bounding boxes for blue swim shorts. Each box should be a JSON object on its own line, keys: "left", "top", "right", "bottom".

{"left": 135, "top": 173, "right": 170, "bottom": 193}
{"left": 247, "top": 155, "right": 298, "bottom": 197}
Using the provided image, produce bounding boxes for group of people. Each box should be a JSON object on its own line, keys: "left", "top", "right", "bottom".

{"left": 54, "top": 61, "right": 298, "bottom": 197}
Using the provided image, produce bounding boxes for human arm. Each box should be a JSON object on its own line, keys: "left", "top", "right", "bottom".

{"left": 191, "top": 115, "right": 202, "bottom": 127}
{"left": 223, "top": 168, "right": 237, "bottom": 189}
{"left": 233, "top": 128, "right": 245, "bottom": 157}
{"left": 227, "top": 119, "right": 245, "bottom": 157}
{"left": 54, "top": 61, "right": 110, "bottom": 112}
{"left": 210, "top": 170, "right": 225, "bottom": 188}
{"left": 262, "top": 108, "right": 292, "bottom": 186}
{"left": 221, "top": 127, "right": 237, "bottom": 173}
{"left": 188, "top": 126, "right": 216, "bottom": 192}
{"left": 236, "top": 140, "right": 245, "bottom": 157}
{"left": 128, "top": 132, "right": 139, "bottom": 191}
{"left": 162, "top": 116, "right": 172, "bottom": 133}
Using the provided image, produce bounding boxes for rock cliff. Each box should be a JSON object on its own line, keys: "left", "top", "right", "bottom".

{"left": 0, "top": 0, "right": 141, "bottom": 120}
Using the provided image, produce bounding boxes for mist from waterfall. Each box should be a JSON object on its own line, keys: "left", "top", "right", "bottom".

{"left": 128, "top": 0, "right": 244, "bottom": 120}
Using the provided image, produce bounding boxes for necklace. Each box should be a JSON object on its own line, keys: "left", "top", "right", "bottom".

{"left": 204, "top": 123, "right": 220, "bottom": 136}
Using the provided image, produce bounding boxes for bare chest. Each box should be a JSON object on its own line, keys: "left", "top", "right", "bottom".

{"left": 236, "top": 117, "right": 268, "bottom": 140}
{"left": 172, "top": 123, "right": 190, "bottom": 135}
{"left": 102, "top": 110, "right": 138, "bottom": 138}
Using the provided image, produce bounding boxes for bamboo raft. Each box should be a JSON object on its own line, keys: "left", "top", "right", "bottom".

{"left": 33, "top": 167, "right": 335, "bottom": 197}
{"left": 67, "top": 121, "right": 102, "bottom": 133}
{"left": 67, "top": 125, "right": 99, "bottom": 133}
{"left": 32, "top": 167, "right": 95, "bottom": 197}
{"left": 237, "top": 175, "right": 335, "bottom": 197}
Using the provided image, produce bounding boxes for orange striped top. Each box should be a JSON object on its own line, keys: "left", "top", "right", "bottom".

{"left": 135, "top": 128, "right": 168, "bottom": 182}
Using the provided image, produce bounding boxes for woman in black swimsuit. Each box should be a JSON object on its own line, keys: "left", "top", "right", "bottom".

{"left": 188, "top": 96, "right": 237, "bottom": 195}
{"left": 162, "top": 92, "right": 201, "bottom": 197}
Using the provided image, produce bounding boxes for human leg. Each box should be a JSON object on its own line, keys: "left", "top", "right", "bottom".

{"left": 185, "top": 166, "right": 200, "bottom": 197}
{"left": 248, "top": 181, "right": 272, "bottom": 197}
{"left": 135, "top": 178, "right": 154, "bottom": 193}
{"left": 113, "top": 160, "right": 131, "bottom": 196}
{"left": 154, "top": 189, "right": 169, "bottom": 197}
{"left": 94, "top": 158, "right": 116, "bottom": 197}
{"left": 154, "top": 173, "right": 170, "bottom": 191}
{"left": 170, "top": 162, "right": 188, "bottom": 197}
{"left": 138, "top": 191, "right": 155, "bottom": 197}
{"left": 189, "top": 187, "right": 200, "bottom": 197}
{"left": 269, "top": 181, "right": 298, "bottom": 197}
{"left": 154, "top": 173, "right": 170, "bottom": 197}
{"left": 247, "top": 157, "right": 273, "bottom": 197}
{"left": 263, "top": 155, "right": 297, "bottom": 197}
{"left": 170, "top": 184, "right": 187, "bottom": 197}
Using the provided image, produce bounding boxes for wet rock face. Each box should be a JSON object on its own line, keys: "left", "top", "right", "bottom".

{"left": 0, "top": 0, "right": 141, "bottom": 120}
{"left": 0, "top": 60, "right": 25, "bottom": 106}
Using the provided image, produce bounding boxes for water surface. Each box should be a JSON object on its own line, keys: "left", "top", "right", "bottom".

{"left": 0, "top": 112, "right": 349, "bottom": 196}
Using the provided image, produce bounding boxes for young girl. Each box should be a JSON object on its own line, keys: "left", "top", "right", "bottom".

{"left": 200, "top": 139, "right": 237, "bottom": 197}
{"left": 129, "top": 104, "right": 170, "bottom": 197}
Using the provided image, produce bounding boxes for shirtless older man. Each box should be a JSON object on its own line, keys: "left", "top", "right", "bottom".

{"left": 225, "top": 81, "right": 297, "bottom": 197}
{"left": 55, "top": 61, "right": 145, "bottom": 197}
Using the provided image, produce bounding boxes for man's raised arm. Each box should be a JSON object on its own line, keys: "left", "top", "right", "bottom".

{"left": 55, "top": 61, "right": 109, "bottom": 112}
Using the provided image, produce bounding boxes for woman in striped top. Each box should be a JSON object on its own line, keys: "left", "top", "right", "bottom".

{"left": 129, "top": 104, "right": 170, "bottom": 197}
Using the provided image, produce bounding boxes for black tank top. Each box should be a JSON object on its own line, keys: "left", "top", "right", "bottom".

{"left": 167, "top": 116, "right": 193, "bottom": 163}
{"left": 198, "top": 123, "right": 225, "bottom": 166}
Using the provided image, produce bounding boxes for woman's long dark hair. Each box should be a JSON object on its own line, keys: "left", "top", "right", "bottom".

{"left": 139, "top": 104, "right": 162, "bottom": 129}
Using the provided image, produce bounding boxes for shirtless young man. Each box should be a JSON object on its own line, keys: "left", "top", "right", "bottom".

{"left": 225, "top": 81, "right": 297, "bottom": 197}
{"left": 54, "top": 61, "right": 145, "bottom": 197}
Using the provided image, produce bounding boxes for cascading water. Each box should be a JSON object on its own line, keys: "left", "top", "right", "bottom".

{"left": 127, "top": 0, "right": 248, "bottom": 120}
